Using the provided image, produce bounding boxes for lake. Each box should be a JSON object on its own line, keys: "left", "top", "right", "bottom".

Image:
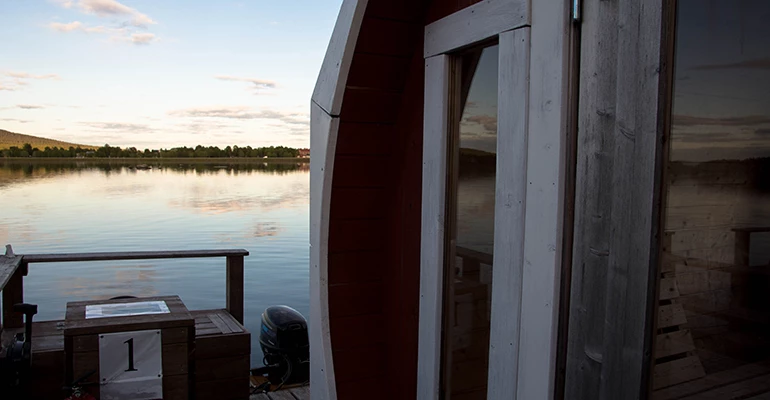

{"left": 0, "top": 159, "right": 309, "bottom": 367}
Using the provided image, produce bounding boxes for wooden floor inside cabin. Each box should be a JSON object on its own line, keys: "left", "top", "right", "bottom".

{"left": 250, "top": 385, "right": 309, "bottom": 400}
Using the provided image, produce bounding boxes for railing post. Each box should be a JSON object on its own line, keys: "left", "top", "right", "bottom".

{"left": 2, "top": 258, "right": 24, "bottom": 329}
{"left": 226, "top": 255, "right": 245, "bottom": 324}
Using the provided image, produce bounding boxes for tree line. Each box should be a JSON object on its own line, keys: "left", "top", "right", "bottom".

{"left": 2, "top": 143, "right": 303, "bottom": 158}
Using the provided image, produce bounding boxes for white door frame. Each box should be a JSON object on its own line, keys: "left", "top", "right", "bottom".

{"left": 418, "top": 0, "right": 570, "bottom": 399}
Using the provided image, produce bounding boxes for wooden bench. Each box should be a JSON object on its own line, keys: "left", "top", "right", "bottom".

{"left": 192, "top": 309, "right": 251, "bottom": 400}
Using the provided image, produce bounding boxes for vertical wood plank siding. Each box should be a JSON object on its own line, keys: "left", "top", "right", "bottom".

{"left": 564, "top": 0, "right": 670, "bottom": 399}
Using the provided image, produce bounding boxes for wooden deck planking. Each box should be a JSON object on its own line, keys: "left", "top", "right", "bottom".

{"left": 250, "top": 386, "right": 310, "bottom": 400}
{"left": 654, "top": 361, "right": 770, "bottom": 400}
{"left": 0, "top": 254, "right": 22, "bottom": 291}
{"left": 679, "top": 373, "right": 770, "bottom": 400}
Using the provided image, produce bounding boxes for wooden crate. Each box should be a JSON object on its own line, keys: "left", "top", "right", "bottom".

{"left": 192, "top": 309, "right": 251, "bottom": 400}
{"left": 63, "top": 296, "right": 194, "bottom": 400}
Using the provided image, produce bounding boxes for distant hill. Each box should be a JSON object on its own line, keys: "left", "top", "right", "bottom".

{"left": 0, "top": 129, "right": 96, "bottom": 150}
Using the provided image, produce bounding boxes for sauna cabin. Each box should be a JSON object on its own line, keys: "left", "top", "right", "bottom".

{"left": 309, "top": 0, "right": 770, "bottom": 399}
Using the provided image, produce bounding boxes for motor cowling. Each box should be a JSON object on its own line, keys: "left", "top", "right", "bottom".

{"left": 258, "top": 306, "right": 309, "bottom": 386}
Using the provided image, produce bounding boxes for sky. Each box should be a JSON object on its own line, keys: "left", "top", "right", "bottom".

{"left": 460, "top": 45, "right": 498, "bottom": 154}
{"left": 0, "top": 0, "right": 343, "bottom": 149}
{"left": 671, "top": 0, "right": 770, "bottom": 162}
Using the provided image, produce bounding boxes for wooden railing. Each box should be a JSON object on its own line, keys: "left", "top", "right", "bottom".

{"left": 455, "top": 246, "right": 493, "bottom": 280}
{"left": 0, "top": 245, "right": 249, "bottom": 331}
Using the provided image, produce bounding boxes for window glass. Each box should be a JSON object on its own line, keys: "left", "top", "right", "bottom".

{"left": 443, "top": 44, "right": 498, "bottom": 400}
{"left": 654, "top": 1, "right": 770, "bottom": 397}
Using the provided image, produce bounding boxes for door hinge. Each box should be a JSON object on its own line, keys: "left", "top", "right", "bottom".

{"left": 572, "top": 0, "right": 582, "bottom": 23}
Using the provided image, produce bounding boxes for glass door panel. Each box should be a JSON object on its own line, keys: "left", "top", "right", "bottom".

{"left": 442, "top": 44, "right": 498, "bottom": 400}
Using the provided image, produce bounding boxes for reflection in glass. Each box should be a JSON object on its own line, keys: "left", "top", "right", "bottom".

{"left": 654, "top": 1, "right": 770, "bottom": 397}
{"left": 443, "top": 45, "right": 498, "bottom": 400}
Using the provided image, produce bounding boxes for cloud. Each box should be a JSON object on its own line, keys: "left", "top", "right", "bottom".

{"left": 54, "top": 0, "right": 156, "bottom": 27}
{"left": 49, "top": 21, "right": 156, "bottom": 46}
{"left": 692, "top": 58, "right": 770, "bottom": 71}
{"left": 51, "top": 0, "right": 74, "bottom": 8}
{"left": 168, "top": 106, "right": 308, "bottom": 125}
{"left": 49, "top": 0, "right": 158, "bottom": 43}
{"left": 5, "top": 71, "right": 59, "bottom": 80}
{"left": 755, "top": 129, "right": 770, "bottom": 135}
{"left": 17, "top": 104, "right": 45, "bottom": 110}
{"left": 673, "top": 115, "right": 770, "bottom": 127}
{"left": 130, "top": 33, "right": 156, "bottom": 45}
{"left": 215, "top": 75, "right": 277, "bottom": 94}
{"left": 0, "top": 118, "right": 31, "bottom": 124}
{"left": 50, "top": 21, "right": 84, "bottom": 32}
{"left": 464, "top": 114, "right": 498, "bottom": 132}
{"left": 0, "top": 71, "right": 59, "bottom": 91}
{"left": 49, "top": 21, "right": 137, "bottom": 42}
{"left": 81, "top": 122, "right": 152, "bottom": 132}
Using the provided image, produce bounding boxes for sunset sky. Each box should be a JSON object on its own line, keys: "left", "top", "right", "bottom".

{"left": 0, "top": 0, "right": 342, "bottom": 149}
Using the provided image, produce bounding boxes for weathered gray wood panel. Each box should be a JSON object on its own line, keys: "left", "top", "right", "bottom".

{"left": 563, "top": 0, "right": 620, "bottom": 396}
{"left": 564, "top": 0, "right": 671, "bottom": 398}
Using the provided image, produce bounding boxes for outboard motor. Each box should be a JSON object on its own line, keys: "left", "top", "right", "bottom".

{"left": 257, "top": 306, "right": 309, "bottom": 387}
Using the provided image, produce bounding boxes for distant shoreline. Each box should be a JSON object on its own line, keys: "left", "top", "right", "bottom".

{"left": 1, "top": 157, "right": 310, "bottom": 164}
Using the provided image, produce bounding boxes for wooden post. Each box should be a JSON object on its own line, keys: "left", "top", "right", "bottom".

{"left": 226, "top": 255, "right": 244, "bottom": 324}
{"left": 2, "top": 265, "right": 24, "bottom": 329}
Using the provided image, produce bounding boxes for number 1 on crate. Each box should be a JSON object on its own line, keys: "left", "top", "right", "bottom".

{"left": 99, "top": 330, "right": 163, "bottom": 399}
{"left": 124, "top": 338, "right": 138, "bottom": 372}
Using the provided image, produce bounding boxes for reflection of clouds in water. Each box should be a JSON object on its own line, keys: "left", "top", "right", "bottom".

{"left": 59, "top": 264, "right": 159, "bottom": 300}
{"left": 2, "top": 223, "right": 71, "bottom": 246}
{"left": 216, "top": 222, "right": 283, "bottom": 242}
{"left": 169, "top": 182, "right": 308, "bottom": 215}
{"left": 95, "top": 183, "right": 154, "bottom": 198}
{"left": 250, "top": 222, "right": 282, "bottom": 238}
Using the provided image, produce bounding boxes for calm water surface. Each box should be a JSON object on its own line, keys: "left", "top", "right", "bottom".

{"left": 0, "top": 160, "right": 309, "bottom": 366}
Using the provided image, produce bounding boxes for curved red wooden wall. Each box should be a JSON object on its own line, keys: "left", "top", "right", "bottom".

{"left": 326, "top": 0, "right": 484, "bottom": 399}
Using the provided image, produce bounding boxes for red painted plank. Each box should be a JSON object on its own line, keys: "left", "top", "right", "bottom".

{"left": 347, "top": 53, "right": 411, "bottom": 92}
{"left": 355, "top": 17, "right": 417, "bottom": 57}
{"left": 331, "top": 156, "right": 391, "bottom": 188}
{"left": 329, "top": 219, "right": 388, "bottom": 253}
{"left": 336, "top": 377, "right": 389, "bottom": 400}
{"left": 335, "top": 122, "right": 394, "bottom": 156}
{"left": 329, "top": 282, "right": 385, "bottom": 318}
{"left": 330, "top": 188, "right": 390, "bottom": 220}
{"left": 332, "top": 345, "right": 387, "bottom": 383}
{"left": 329, "top": 313, "right": 386, "bottom": 350}
{"left": 339, "top": 88, "right": 401, "bottom": 123}
{"left": 366, "top": 0, "right": 425, "bottom": 22}
{"left": 328, "top": 251, "right": 386, "bottom": 285}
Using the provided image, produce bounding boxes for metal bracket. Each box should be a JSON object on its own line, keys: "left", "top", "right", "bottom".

{"left": 573, "top": 0, "right": 582, "bottom": 23}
